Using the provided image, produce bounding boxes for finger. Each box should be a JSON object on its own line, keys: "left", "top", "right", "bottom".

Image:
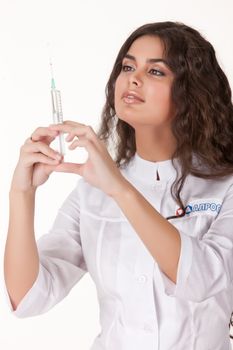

{"left": 49, "top": 123, "right": 84, "bottom": 134}
{"left": 22, "top": 141, "right": 62, "bottom": 160}
{"left": 50, "top": 123, "right": 94, "bottom": 136}
{"left": 68, "top": 138, "right": 98, "bottom": 155}
{"left": 49, "top": 120, "right": 85, "bottom": 127}
{"left": 50, "top": 124, "right": 103, "bottom": 151}
{"left": 31, "top": 133, "right": 59, "bottom": 146}
{"left": 65, "top": 132, "right": 76, "bottom": 142}
{"left": 24, "top": 153, "right": 62, "bottom": 167}
{"left": 25, "top": 134, "right": 57, "bottom": 147}
{"left": 40, "top": 163, "right": 65, "bottom": 176}
{"left": 65, "top": 132, "right": 87, "bottom": 145}
{"left": 63, "top": 120, "right": 86, "bottom": 126}
{"left": 30, "top": 127, "right": 59, "bottom": 142}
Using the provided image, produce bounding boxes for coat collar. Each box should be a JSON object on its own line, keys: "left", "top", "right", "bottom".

{"left": 126, "top": 152, "right": 180, "bottom": 185}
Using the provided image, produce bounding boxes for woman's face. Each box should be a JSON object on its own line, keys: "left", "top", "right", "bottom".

{"left": 114, "top": 35, "right": 175, "bottom": 130}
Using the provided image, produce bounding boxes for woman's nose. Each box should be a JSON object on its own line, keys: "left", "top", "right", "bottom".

{"left": 129, "top": 71, "right": 143, "bottom": 87}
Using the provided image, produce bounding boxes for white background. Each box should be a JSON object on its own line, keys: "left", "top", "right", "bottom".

{"left": 0, "top": 0, "right": 233, "bottom": 349}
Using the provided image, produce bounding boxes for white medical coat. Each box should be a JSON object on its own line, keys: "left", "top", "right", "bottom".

{"left": 6, "top": 153, "right": 233, "bottom": 349}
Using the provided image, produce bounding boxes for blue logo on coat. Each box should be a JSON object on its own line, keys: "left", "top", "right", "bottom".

{"left": 185, "top": 202, "right": 222, "bottom": 215}
{"left": 176, "top": 200, "right": 222, "bottom": 217}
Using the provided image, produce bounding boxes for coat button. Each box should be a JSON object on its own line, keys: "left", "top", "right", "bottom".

{"left": 136, "top": 274, "right": 147, "bottom": 283}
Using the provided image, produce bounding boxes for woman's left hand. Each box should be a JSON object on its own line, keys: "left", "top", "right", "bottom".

{"left": 49, "top": 120, "right": 128, "bottom": 197}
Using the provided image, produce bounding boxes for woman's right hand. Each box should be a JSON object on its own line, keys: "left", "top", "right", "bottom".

{"left": 10, "top": 126, "right": 63, "bottom": 192}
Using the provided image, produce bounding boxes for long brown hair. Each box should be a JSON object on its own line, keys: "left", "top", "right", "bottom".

{"left": 96, "top": 21, "right": 233, "bottom": 220}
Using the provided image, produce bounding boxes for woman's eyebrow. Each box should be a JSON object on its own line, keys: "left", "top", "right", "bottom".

{"left": 123, "top": 53, "right": 170, "bottom": 68}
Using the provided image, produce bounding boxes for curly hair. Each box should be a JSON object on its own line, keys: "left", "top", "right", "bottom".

{"left": 96, "top": 21, "right": 233, "bottom": 220}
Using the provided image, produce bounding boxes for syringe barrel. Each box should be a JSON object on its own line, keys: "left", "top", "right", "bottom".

{"left": 51, "top": 89, "right": 63, "bottom": 124}
{"left": 51, "top": 88, "right": 66, "bottom": 155}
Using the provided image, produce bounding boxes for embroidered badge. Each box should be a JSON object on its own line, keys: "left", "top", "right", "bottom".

{"left": 176, "top": 199, "right": 222, "bottom": 217}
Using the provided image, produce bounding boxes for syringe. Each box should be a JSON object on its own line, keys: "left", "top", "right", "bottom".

{"left": 50, "top": 61, "right": 66, "bottom": 156}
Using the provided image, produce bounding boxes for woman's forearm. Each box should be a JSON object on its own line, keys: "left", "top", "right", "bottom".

{"left": 4, "top": 189, "right": 39, "bottom": 310}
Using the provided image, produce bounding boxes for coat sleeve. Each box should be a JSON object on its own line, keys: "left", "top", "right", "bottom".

{"left": 158, "top": 183, "right": 233, "bottom": 303}
{"left": 7, "top": 179, "right": 88, "bottom": 317}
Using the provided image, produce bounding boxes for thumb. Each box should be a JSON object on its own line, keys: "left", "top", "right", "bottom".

{"left": 42, "top": 163, "right": 61, "bottom": 176}
{"left": 53, "top": 162, "right": 84, "bottom": 176}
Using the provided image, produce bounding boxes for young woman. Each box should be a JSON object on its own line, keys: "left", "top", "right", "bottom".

{"left": 4, "top": 21, "right": 233, "bottom": 349}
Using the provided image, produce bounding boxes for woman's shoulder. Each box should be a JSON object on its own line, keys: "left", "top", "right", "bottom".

{"left": 183, "top": 170, "right": 233, "bottom": 207}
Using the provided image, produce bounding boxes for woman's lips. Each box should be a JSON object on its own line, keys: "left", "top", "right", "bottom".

{"left": 122, "top": 91, "right": 145, "bottom": 104}
{"left": 123, "top": 96, "right": 144, "bottom": 104}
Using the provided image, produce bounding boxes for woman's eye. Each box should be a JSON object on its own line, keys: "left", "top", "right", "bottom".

{"left": 149, "top": 69, "right": 165, "bottom": 76}
{"left": 121, "top": 65, "right": 165, "bottom": 77}
{"left": 122, "top": 65, "right": 133, "bottom": 72}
